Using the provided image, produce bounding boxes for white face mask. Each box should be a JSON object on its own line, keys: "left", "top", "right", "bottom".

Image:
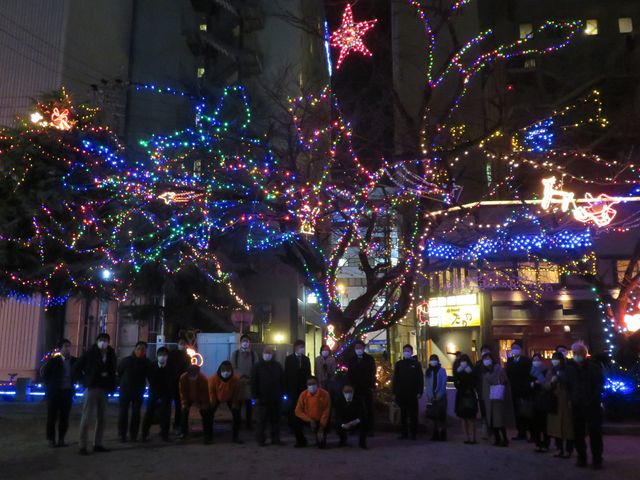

{"left": 241, "top": 342, "right": 249, "bottom": 350}
{"left": 551, "top": 359, "right": 560, "bottom": 367}
{"left": 220, "top": 371, "right": 232, "bottom": 379}
{"left": 307, "top": 385, "right": 318, "bottom": 394}
{"left": 355, "top": 348, "right": 364, "bottom": 357}
{"left": 263, "top": 353, "right": 273, "bottom": 362}
{"left": 403, "top": 351, "right": 412, "bottom": 359}
{"left": 483, "top": 359, "right": 493, "bottom": 367}
{"left": 511, "top": 349, "right": 521, "bottom": 357}
{"left": 97, "top": 340, "right": 108, "bottom": 350}
{"left": 296, "top": 347, "right": 305, "bottom": 356}
{"left": 429, "top": 360, "right": 438, "bottom": 367}
{"left": 344, "top": 392, "right": 354, "bottom": 402}
{"left": 460, "top": 361, "right": 468, "bottom": 368}
{"left": 532, "top": 361, "right": 542, "bottom": 368}
{"left": 321, "top": 350, "right": 330, "bottom": 358}
{"left": 157, "top": 356, "right": 168, "bottom": 366}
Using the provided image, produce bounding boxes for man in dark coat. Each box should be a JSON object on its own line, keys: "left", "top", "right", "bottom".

{"left": 42, "top": 339, "right": 77, "bottom": 447}
{"left": 168, "top": 337, "right": 191, "bottom": 431}
{"left": 142, "top": 347, "right": 173, "bottom": 441}
{"left": 392, "top": 344, "right": 424, "bottom": 440}
{"left": 346, "top": 340, "right": 376, "bottom": 434}
{"left": 117, "top": 341, "right": 151, "bottom": 442}
{"left": 284, "top": 339, "right": 312, "bottom": 447}
{"left": 73, "top": 332, "right": 117, "bottom": 455}
{"left": 335, "top": 384, "right": 368, "bottom": 449}
{"left": 565, "top": 342, "right": 604, "bottom": 469}
{"left": 251, "top": 346, "right": 285, "bottom": 446}
{"left": 505, "top": 341, "right": 532, "bottom": 440}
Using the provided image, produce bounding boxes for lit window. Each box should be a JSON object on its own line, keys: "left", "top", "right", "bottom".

{"left": 619, "top": 17, "right": 633, "bottom": 33}
{"left": 199, "top": 23, "right": 207, "bottom": 32}
{"left": 519, "top": 23, "right": 533, "bottom": 39}
{"left": 524, "top": 58, "right": 536, "bottom": 69}
{"left": 585, "top": 19, "right": 598, "bottom": 35}
{"left": 197, "top": 67, "right": 205, "bottom": 78}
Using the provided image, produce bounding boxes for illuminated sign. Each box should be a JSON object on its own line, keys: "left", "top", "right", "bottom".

{"left": 427, "top": 294, "right": 481, "bottom": 328}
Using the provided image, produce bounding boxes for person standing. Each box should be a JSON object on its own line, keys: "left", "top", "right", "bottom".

{"left": 251, "top": 346, "right": 285, "bottom": 446}
{"left": 335, "top": 384, "right": 368, "bottom": 449}
{"left": 169, "top": 337, "right": 191, "bottom": 432}
{"left": 284, "top": 339, "right": 312, "bottom": 447}
{"left": 425, "top": 354, "right": 448, "bottom": 441}
{"left": 481, "top": 353, "right": 515, "bottom": 447}
{"left": 505, "top": 341, "right": 533, "bottom": 441}
{"left": 74, "top": 333, "right": 117, "bottom": 455}
{"left": 545, "top": 351, "right": 573, "bottom": 458}
{"left": 294, "top": 376, "right": 331, "bottom": 448}
{"left": 565, "top": 342, "right": 604, "bottom": 469}
{"left": 209, "top": 360, "right": 244, "bottom": 443}
{"left": 178, "top": 364, "right": 213, "bottom": 444}
{"left": 530, "top": 353, "right": 550, "bottom": 452}
{"left": 229, "top": 334, "right": 258, "bottom": 429}
{"left": 314, "top": 345, "right": 337, "bottom": 390}
{"left": 42, "top": 339, "right": 76, "bottom": 448}
{"left": 392, "top": 344, "right": 423, "bottom": 440}
{"left": 474, "top": 344, "right": 492, "bottom": 439}
{"left": 346, "top": 340, "right": 376, "bottom": 435}
{"left": 142, "top": 347, "right": 173, "bottom": 442}
{"left": 117, "top": 341, "right": 150, "bottom": 442}
{"left": 453, "top": 353, "right": 478, "bottom": 444}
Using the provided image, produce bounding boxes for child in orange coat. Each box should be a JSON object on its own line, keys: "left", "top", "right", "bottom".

{"left": 178, "top": 365, "right": 212, "bottom": 444}
{"left": 209, "top": 361, "right": 244, "bottom": 443}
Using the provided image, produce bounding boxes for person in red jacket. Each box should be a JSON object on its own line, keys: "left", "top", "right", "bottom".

{"left": 179, "top": 365, "right": 212, "bottom": 444}
{"left": 209, "top": 361, "right": 243, "bottom": 443}
{"left": 294, "top": 376, "right": 331, "bottom": 448}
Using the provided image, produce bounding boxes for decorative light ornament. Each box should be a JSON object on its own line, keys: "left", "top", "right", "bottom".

{"left": 157, "top": 190, "right": 203, "bottom": 205}
{"left": 625, "top": 302, "right": 640, "bottom": 333}
{"left": 326, "top": 324, "right": 337, "bottom": 350}
{"left": 330, "top": 4, "right": 377, "bottom": 69}
{"left": 30, "top": 112, "right": 44, "bottom": 124}
{"left": 51, "top": 107, "right": 71, "bottom": 130}
{"left": 186, "top": 347, "right": 204, "bottom": 367}
{"left": 298, "top": 204, "right": 320, "bottom": 235}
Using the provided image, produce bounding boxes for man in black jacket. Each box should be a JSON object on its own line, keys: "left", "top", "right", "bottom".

{"left": 73, "top": 333, "right": 117, "bottom": 455}
{"left": 117, "top": 341, "right": 150, "bottom": 442}
{"left": 335, "top": 384, "right": 367, "bottom": 449}
{"left": 505, "top": 341, "right": 532, "bottom": 440}
{"left": 347, "top": 340, "right": 376, "bottom": 435}
{"left": 169, "top": 337, "right": 191, "bottom": 432}
{"left": 565, "top": 342, "right": 604, "bottom": 469}
{"left": 142, "top": 347, "right": 173, "bottom": 441}
{"left": 42, "top": 339, "right": 76, "bottom": 447}
{"left": 284, "top": 339, "right": 312, "bottom": 447}
{"left": 392, "top": 344, "right": 424, "bottom": 440}
{"left": 251, "top": 346, "right": 285, "bottom": 446}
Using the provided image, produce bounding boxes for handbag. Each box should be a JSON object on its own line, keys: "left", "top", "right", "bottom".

{"left": 489, "top": 384, "right": 506, "bottom": 401}
{"left": 425, "top": 398, "right": 446, "bottom": 419}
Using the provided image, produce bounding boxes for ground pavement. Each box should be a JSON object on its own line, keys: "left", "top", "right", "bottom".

{"left": 0, "top": 402, "right": 638, "bottom": 480}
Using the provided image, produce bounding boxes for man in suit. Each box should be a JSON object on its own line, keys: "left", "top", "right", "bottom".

{"left": 142, "top": 347, "right": 173, "bottom": 442}
{"left": 284, "top": 339, "right": 312, "bottom": 447}
{"left": 505, "top": 341, "right": 533, "bottom": 440}
{"left": 335, "top": 384, "right": 368, "bottom": 449}
{"left": 347, "top": 340, "right": 376, "bottom": 435}
{"left": 42, "top": 339, "right": 76, "bottom": 447}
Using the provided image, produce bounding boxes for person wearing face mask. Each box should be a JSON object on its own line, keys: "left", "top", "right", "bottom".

{"left": 230, "top": 334, "right": 258, "bottom": 429}
{"left": 474, "top": 345, "right": 493, "bottom": 439}
{"left": 209, "top": 360, "right": 243, "bottom": 443}
{"left": 284, "top": 339, "right": 312, "bottom": 447}
{"left": 346, "top": 340, "right": 376, "bottom": 435}
{"left": 424, "top": 354, "right": 448, "bottom": 441}
{"left": 335, "top": 384, "right": 368, "bottom": 449}
{"left": 392, "top": 345, "right": 423, "bottom": 440}
{"left": 294, "top": 376, "right": 331, "bottom": 448}
{"left": 117, "top": 341, "right": 151, "bottom": 443}
{"left": 169, "top": 337, "right": 192, "bottom": 433}
{"left": 556, "top": 345, "right": 569, "bottom": 359}
{"left": 315, "top": 345, "right": 337, "bottom": 390}
{"left": 453, "top": 353, "right": 478, "bottom": 444}
{"left": 178, "top": 364, "right": 213, "bottom": 444}
{"left": 74, "top": 333, "right": 117, "bottom": 455}
{"left": 505, "top": 341, "right": 533, "bottom": 441}
{"left": 529, "top": 353, "right": 550, "bottom": 452}
{"left": 251, "top": 346, "right": 285, "bottom": 446}
{"left": 544, "top": 351, "right": 573, "bottom": 459}
{"left": 480, "top": 352, "right": 515, "bottom": 447}
{"left": 142, "top": 347, "right": 173, "bottom": 442}
{"left": 42, "top": 339, "right": 77, "bottom": 448}
{"left": 565, "top": 342, "right": 604, "bottom": 469}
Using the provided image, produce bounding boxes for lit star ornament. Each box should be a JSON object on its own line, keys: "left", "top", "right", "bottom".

{"left": 330, "top": 4, "right": 377, "bottom": 69}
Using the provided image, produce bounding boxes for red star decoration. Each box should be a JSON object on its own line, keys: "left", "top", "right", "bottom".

{"left": 330, "top": 4, "right": 377, "bottom": 69}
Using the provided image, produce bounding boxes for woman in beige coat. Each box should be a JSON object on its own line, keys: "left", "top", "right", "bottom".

{"left": 481, "top": 353, "right": 515, "bottom": 447}
{"left": 545, "top": 351, "right": 573, "bottom": 458}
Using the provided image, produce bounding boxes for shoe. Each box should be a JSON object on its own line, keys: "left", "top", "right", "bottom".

{"left": 592, "top": 461, "right": 603, "bottom": 470}
{"left": 339, "top": 440, "right": 347, "bottom": 447}
{"left": 257, "top": 441, "right": 266, "bottom": 447}
{"left": 141, "top": 435, "right": 148, "bottom": 443}
{"left": 232, "top": 438, "right": 244, "bottom": 444}
{"left": 119, "top": 436, "right": 127, "bottom": 443}
{"left": 439, "top": 430, "right": 447, "bottom": 441}
{"left": 398, "top": 434, "right": 408, "bottom": 440}
{"left": 511, "top": 435, "right": 527, "bottom": 441}
{"left": 294, "top": 442, "right": 307, "bottom": 448}
{"left": 162, "top": 436, "right": 171, "bottom": 443}
{"left": 359, "top": 442, "right": 368, "bottom": 450}
{"left": 78, "top": 448, "right": 89, "bottom": 456}
{"left": 93, "top": 445, "right": 110, "bottom": 453}
{"left": 500, "top": 439, "right": 509, "bottom": 447}
{"left": 410, "top": 434, "right": 417, "bottom": 441}
{"left": 431, "top": 432, "right": 440, "bottom": 441}
{"left": 554, "top": 451, "right": 564, "bottom": 458}
{"left": 57, "top": 441, "right": 68, "bottom": 448}
{"left": 563, "top": 452, "right": 573, "bottom": 459}
{"left": 271, "top": 439, "right": 284, "bottom": 446}
{"left": 464, "top": 440, "right": 472, "bottom": 445}
{"left": 48, "top": 440, "right": 56, "bottom": 448}
{"left": 576, "top": 458, "right": 587, "bottom": 468}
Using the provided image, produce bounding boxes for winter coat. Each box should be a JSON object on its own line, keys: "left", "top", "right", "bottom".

{"left": 346, "top": 353, "right": 376, "bottom": 394}
{"left": 424, "top": 365, "right": 447, "bottom": 402}
{"left": 147, "top": 363, "right": 173, "bottom": 400}
{"left": 295, "top": 388, "right": 332, "bottom": 427}
{"left": 251, "top": 359, "right": 285, "bottom": 404}
{"left": 564, "top": 359, "right": 604, "bottom": 410}
{"left": 544, "top": 367, "right": 573, "bottom": 440}
{"left": 179, "top": 372, "right": 210, "bottom": 409}
{"left": 314, "top": 355, "right": 337, "bottom": 389}
{"left": 73, "top": 345, "right": 117, "bottom": 392}
{"left": 168, "top": 349, "right": 191, "bottom": 387}
{"left": 506, "top": 355, "right": 533, "bottom": 399}
{"left": 392, "top": 357, "right": 424, "bottom": 401}
{"left": 42, "top": 354, "right": 77, "bottom": 393}
{"left": 117, "top": 354, "right": 151, "bottom": 397}
{"left": 481, "top": 364, "right": 515, "bottom": 429}
{"left": 453, "top": 366, "right": 478, "bottom": 419}
{"left": 209, "top": 373, "right": 242, "bottom": 407}
{"left": 284, "top": 353, "right": 312, "bottom": 402}
{"left": 230, "top": 349, "right": 258, "bottom": 399}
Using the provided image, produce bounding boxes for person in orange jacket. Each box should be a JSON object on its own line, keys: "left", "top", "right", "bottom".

{"left": 209, "top": 361, "right": 244, "bottom": 443}
{"left": 294, "top": 376, "right": 331, "bottom": 448}
{"left": 178, "top": 364, "right": 212, "bottom": 444}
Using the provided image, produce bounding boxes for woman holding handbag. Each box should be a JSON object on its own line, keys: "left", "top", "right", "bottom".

{"left": 481, "top": 352, "right": 515, "bottom": 447}
{"left": 453, "top": 353, "right": 478, "bottom": 444}
{"left": 425, "top": 354, "right": 448, "bottom": 441}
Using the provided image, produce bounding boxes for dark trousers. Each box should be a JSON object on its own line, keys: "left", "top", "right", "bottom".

{"left": 180, "top": 404, "right": 213, "bottom": 440}
{"left": 299, "top": 421, "right": 327, "bottom": 447}
{"left": 46, "top": 389, "right": 73, "bottom": 443}
{"left": 289, "top": 409, "right": 306, "bottom": 444}
{"left": 531, "top": 410, "right": 550, "bottom": 449}
{"left": 573, "top": 404, "right": 603, "bottom": 465}
{"left": 118, "top": 392, "right": 144, "bottom": 440}
{"left": 256, "top": 401, "right": 281, "bottom": 444}
{"left": 142, "top": 396, "right": 171, "bottom": 440}
{"left": 337, "top": 422, "right": 367, "bottom": 447}
{"left": 398, "top": 397, "right": 419, "bottom": 437}
{"left": 212, "top": 402, "right": 241, "bottom": 439}
{"left": 241, "top": 398, "right": 253, "bottom": 426}
{"left": 172, "top": 390, "right": 181, "bottom": 430}
{"left": 513, "top": 395, "right": 530, "bottom": 438}
{"left": 357, "top": 390, "right": 374, "bottom": 434}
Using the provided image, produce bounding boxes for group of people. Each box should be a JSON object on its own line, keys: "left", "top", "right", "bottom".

{"left": 391, "top": 341, "right": 605, "bottom": 470}
{"left": 42, "top": 332, "right": 605, "bottom": 468}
